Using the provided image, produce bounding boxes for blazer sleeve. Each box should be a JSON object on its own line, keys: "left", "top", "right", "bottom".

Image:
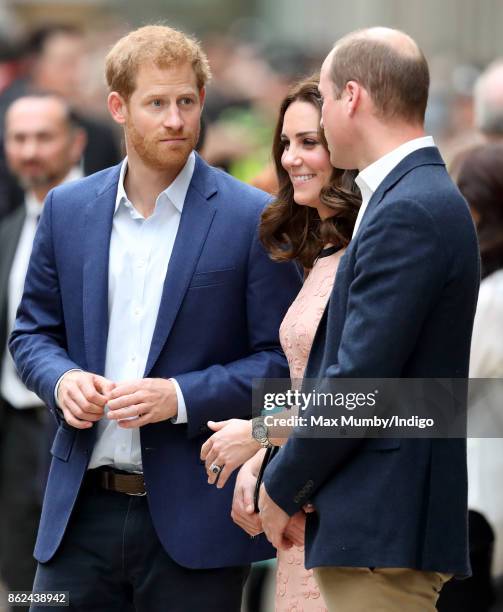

{"left": 174, "top": 219, "right": 301, "bottom": 439}
{"left": 9, "top": 189, "right": 82, "bottom": 419}
{"left": 263, "top": 197, "right": 448, "bottom": 515}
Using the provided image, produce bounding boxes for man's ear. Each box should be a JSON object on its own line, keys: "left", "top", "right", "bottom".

{"left": 345, "top": 81, "right": 361, "bottom": 117}
{"left": 108, "top": 91, "right": 128, "bottom": 125}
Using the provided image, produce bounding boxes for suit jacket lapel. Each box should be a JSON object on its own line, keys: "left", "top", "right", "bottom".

{"left": 82, "top": 165, "right": 120, "bottom": 375}
{"left": 144, "top": 155, "right": 217, "bottom": 375}
{"left": 0, "top": 207, "right": 26, "bottom": 352}
{"left": 356, "top": 146, "right": 445, "bottom": 236}
{"left": 0, "top": 207, "right": 25, "bottom": 299}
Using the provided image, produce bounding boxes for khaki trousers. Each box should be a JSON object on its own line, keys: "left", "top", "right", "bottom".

{"left": 314, "top": 566, "right": 452, "bottom": 612}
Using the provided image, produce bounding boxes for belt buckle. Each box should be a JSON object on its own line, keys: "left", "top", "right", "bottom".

{"left": 102, "top": 469, "right": 146, "bottom": 496}
{"left": 127, "top": 473, "right": 146, "bottom": 496}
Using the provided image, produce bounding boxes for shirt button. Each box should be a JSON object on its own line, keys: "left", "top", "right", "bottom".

{"left": 131, "top": 356, "right": 137, "bottom": 362}
{"left": 134, "top": 307, "right": 141, "bottom": 316}
{"left": 138, "top": 259, "right": 145, "bottom": 268}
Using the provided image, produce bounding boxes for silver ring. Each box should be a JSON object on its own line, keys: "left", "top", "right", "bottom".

{"left": 210, "top": 463, "right": 222, "bottom": 475}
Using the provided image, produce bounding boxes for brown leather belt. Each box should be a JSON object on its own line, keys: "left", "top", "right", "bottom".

{"left": 84, "top": 468, "right": 146, "bottom": 496}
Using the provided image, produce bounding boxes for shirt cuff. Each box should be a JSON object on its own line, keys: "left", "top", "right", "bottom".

{"left": 170, "top": 378, "right": 187, "bottom": 424}
{"left": 54, "top": 368, "right": 82, "bottom": 408}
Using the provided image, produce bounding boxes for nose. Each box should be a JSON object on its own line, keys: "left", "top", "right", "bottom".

{"left": 163, "top": 106, "right": 183, "bottom": 132}
{"left": 282, "top": 145, "right": 302, "bottom": 170}
{"left": 20, "top": 138, "right": 40, "bottom": 159}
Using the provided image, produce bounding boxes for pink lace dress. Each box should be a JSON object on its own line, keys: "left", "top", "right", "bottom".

{"left": 275, "top": 246, "right": 344, "bottom": 612}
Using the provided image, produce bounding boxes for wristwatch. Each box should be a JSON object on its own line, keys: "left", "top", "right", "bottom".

{"left": 252, "top": 417, "right": 272, "bottom": 448}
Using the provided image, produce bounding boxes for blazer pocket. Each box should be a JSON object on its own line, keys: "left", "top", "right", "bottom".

{"left": 362, "top": 438, "right": 401, "bottom": 452}
{"left": 189, "top": 268, "right": 236, "bottom": 289}
{"left": 50, "top": 425, "right": 76, "bottom": 461}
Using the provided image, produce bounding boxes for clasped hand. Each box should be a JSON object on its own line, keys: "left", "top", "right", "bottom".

{"left": 57, "top": 370, "right": 178, "bottom": 429}
{"left": 200, "top": 419, "right": 260, "bottom": 488}
{"left": 230, "top": 458, "right": 307, "bottom": 549}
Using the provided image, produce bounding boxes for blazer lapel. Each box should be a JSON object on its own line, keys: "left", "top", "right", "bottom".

{"left": 356, "top": 146, "right": 445, "bottom": 236}
{"left": 82, "top": 165, "right": 121, "bottom": 375}
{"left": 144, "top": 155, "right": 217, "bottom": 375}
{"left": 0, "top": 207, "right": 26, "bottom": 350}
{"left": 0, "top": 207, "right": 25, "bottom": 299}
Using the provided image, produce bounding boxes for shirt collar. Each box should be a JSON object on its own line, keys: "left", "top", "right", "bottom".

{"left": 25, "top": 165, "right": 83, "bottom": 219}
{"left": 355, "top": 136, "right": 435, "bottom": 203}
{"left": 115, "top": 151, "right": 196, "bottom": 216}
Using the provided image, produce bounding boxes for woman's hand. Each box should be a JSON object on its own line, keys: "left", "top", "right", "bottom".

{"left": 281, "top": 503, "right": 315, "bottom": 548}
{"left": 231, "top": 456, "right": 264, "bottom": 536}
{"left": 200, "top": 419, "right": 260, "bottom": 488}
{"left": 284, "top": 511, "right": 306, "bottom": 547}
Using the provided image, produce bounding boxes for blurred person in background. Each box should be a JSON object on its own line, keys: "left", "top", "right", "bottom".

{"left": 201, "top": 75, "right": 360, "bottom": 611}
{"left": 0, "top": 36, "right": 23, "bottom": 98}
{"left": 9, "top": 25, "right": 300, "bottom": 612}
{"left": 0, "top": 24, "right": 121, "bottom": 221}
{"left": 438, "top": 142, "right": 503, "bottom": 612}
{"left": 474, "top": 61, "right": 503, "bottom": 142}
{"left": 201, "top": 35, "right": 302, "bottom": 184}
{"left": 431, "top": 60, "right": 483, "bottom": 167}
{"left": 0, "top": 36, "right": 25, "bottom": 219}
{"left": 0, "top": 24, "right": 86, "bottom": 111}
{"left": 0, "top": 93, "right": 86, "bottom": 609}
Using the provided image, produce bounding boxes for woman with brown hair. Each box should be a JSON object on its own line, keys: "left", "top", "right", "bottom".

{"left": 259, "top": 78, "right": 359, "bottom": 269}
{"left": 201, "top": 76, "right": 360, "bottom": 610}
{"left": 438, "top": 143, "right": 503, "bottom": 612}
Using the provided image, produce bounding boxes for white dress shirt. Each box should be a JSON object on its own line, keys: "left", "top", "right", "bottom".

{"left": 88, "top": 152, "right": 195, "bottom": 471}
{"left": 352, "top": 136, "right": 435, "bottom": 237}
{"left": 1, "top": 167, "right": 82, "bottom": 409}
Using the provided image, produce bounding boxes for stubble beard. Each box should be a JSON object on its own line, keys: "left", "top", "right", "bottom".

{"left": 17, "top": 168, "right": 64, "bottom": 191}
{"left": 126, "top": 118, "right": 199, "bottom": 173}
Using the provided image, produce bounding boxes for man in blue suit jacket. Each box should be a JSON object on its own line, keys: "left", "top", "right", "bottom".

{"left": 9, "top": 25, "right": 300, "bottom": 611}
{"left": 260, "top": 28, "right": 480, "bottom": 611}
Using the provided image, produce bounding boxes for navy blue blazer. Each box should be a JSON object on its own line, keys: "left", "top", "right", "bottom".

{"left": 263, "top": 147, "right": 480, "bottom": 576}
{"left": 9, "top": 154, "right": 301, "bottom": 567}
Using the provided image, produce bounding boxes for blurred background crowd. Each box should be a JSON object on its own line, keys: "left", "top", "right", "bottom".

{"left": 0, "top": 1, "right": 502, "bottom": 611}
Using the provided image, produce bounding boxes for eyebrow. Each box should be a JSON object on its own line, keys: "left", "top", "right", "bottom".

{"left": 144, "top": 90, "right": 197, "bottom": 97}
{"left": 9, "top": 129, "right": 54, "bottom": 138}
{"left": 281, "top": 130, "right": 319, "bottom": 138}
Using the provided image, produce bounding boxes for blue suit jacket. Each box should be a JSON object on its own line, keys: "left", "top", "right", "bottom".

{"left": 263, "top": 147, "right": 480, "bottom": 576}
{"left": 9, "top": 154, "right": 301, "bottom": 567}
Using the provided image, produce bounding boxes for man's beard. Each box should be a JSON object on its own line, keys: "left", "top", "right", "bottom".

{"left": 16, "top": 169, "right": 62, "bottom": 191}
{"left": 126, "top": 118, "right": 198, "bottom": 172}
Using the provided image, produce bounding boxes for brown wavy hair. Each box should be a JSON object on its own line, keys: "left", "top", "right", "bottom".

{"left": 259, "top": 76, "right": 361, "bottom": 269}
{"left": 453, "top": 143, "right": 503, "bottom": 279}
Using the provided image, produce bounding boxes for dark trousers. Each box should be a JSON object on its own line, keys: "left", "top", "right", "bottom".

{"left": 0, "top": 399, "right": 51, "bottom": 600}
{"left": 31, "top": 483, "right": 250, "bottom": 612}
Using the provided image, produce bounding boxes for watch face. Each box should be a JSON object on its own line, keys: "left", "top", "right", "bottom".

{"left": 253, "top": 423, "right": 267, "bottom": 440}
